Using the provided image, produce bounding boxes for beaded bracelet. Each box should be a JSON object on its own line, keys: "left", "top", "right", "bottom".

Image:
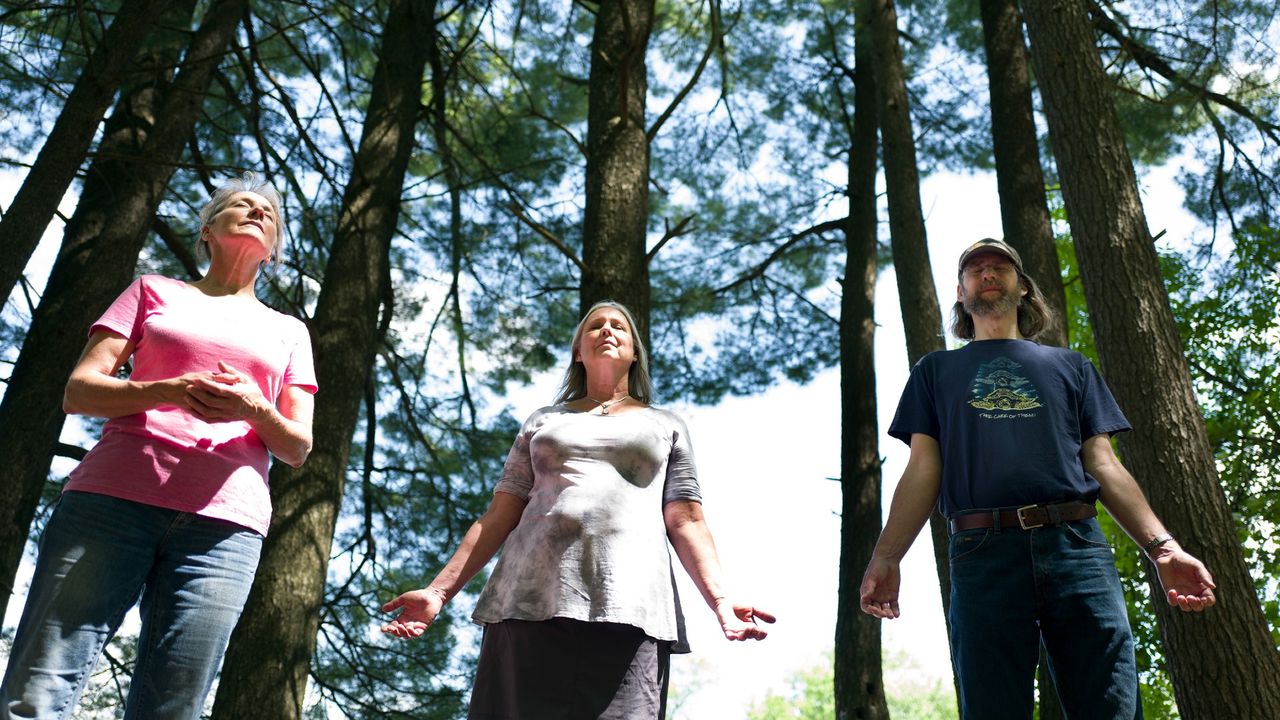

{"left": 1142, "top": 533, "right": 1174, "bottom": 556}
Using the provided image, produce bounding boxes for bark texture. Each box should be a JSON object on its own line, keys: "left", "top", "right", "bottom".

{"left": 979, "top": 0, "right": 1067, "bottom": 349}
{"left": 979, "top": 2, "right": 1067, "bottom": 714}
{"left": 211, "top": 1, "right": 431, "bottom": 716}
{"left": 0, "top": 0, "right": 238, "bottom": 624}
{"left": 0, "top": 0, "right": 167, "bottom": 304}
{"left": 580, "top": 0, "right": 653, "bottom": 339}
{"left": 1020, "top": 1, "right": 1280, "bottom": 716}
{"left": 834, "top": 12, "right": 887, "bottom": 719}
{"left": 861, "top": 0, "right": 955, "bottom": 690}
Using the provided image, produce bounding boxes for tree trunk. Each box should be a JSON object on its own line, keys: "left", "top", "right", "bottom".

{"left": 978, "top": 2, "right": 1067, "bottom": 714}
{"left": 861, "top": 0, "right": 957, "bottom": 694}
{"left": 833, "top": 11, "right": 887, "bottom": 719}
{"left": 0, "top": 0, "right": 166, "bottom": 304}
{"left": 1020, "top": 1, "right": 1280, "bottom": 717}
{"left": 0, "top": 0, "right": 238, "bottom": 624}
{"left": 580, "top": 0, "right": 653, "bottom": 340}
{"left": 979, "top": 0, "right": 1067, "bottom": 349}
{"left": 211, "top": 1, "right": 432, "bottom": 716}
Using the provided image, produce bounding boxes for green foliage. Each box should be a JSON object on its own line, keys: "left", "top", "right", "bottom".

{"left": 745, "top": 654, "right": 837, "bottom": 720}
{"left": 884, "top": 650, "right": 958, "bottom": 720}
{"left": 1060, "top": 189, "right": 1280, "bottom": 716}
{"left": 1162, "top": 223, "right": 1280, "bottom": 647}
{"left": 744, "top": 651, "right": 956, "bottom": 720}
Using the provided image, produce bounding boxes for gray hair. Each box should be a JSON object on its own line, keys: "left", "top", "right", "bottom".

{"left": 554, "top": 300, "right": 654, "bottom": 405}
{"left": 950, "top": 269, "right": 1056, "bottom": 342}
{"left": 196, "top": 172, "right": 284, "bottom": 263}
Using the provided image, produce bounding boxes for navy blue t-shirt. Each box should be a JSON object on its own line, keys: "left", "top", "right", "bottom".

{"left": 888, "top": 339, "right": 1130, "bottom": 517}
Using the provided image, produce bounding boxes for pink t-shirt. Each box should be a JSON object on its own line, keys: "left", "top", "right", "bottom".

{"left": 65, "top": 275, "right": 318, "bottom": 535}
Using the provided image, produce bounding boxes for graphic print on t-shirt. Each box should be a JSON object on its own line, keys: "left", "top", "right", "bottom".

{"left": 968, "top": 356, "right": 1042, "bottom": 416}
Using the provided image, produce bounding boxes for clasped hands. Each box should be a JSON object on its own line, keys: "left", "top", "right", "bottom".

{"left": 179, "top": 361, "right": 269, "bottom": 422}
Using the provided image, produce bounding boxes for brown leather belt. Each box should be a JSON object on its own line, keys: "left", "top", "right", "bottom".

{"left": 949, "top": 501, "right": 1096, "bottom": 533}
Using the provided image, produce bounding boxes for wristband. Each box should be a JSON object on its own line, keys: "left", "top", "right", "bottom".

{"left": 1142, "top": 533, "right": 1174, "bottom": 556}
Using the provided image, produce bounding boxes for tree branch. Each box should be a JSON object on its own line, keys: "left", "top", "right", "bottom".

{"left": 647, "top": 0, "right": 721, "bottom": 141}
{"left": 152, "top": 216, "right": 203, "bottom": 279}
{"left": 714, "top": 217, "right": 846, "bottom": 294}
{"left": 646, "top": 214, "right": 696, "bottom": 262}
{"left": 506, "top": 202, "right": 584, "bottom": 270}
{"left": 1088, "top": 0, "right": 1280, "bottom": 146}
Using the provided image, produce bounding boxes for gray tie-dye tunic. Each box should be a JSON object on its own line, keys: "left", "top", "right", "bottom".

{"left": 471, "top": 405, "right": 701, "bottom": 649}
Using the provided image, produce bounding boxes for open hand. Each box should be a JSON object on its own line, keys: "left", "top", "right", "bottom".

{"left": 1152, "top": 547, "right": 1216, "bottom": 612}
{"left": 381, "top": 587, "right": 448, "bottom": 639}
{"left": 713, "top": 599, "right": 775, "bottom": 641}
{"left": 859, "top": 556, "right": 902, "bottom": 619}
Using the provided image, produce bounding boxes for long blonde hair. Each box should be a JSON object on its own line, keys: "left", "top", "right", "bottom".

{"left": 554, "top": 300, "right": 654, "bottom": 405}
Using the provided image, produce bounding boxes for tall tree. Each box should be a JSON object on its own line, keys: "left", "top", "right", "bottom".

{"left": 833, "top": 7, "right": 886, "bottom": 718}
{"left": 212, "top": 0, "right": 433, "bottom": 715}
{"left": 978, "top": 0, "right": 1066, "bottom": 347}
{"left": 859, "top": 0, "right": 954, "bottom": 679}
{"left": 0, "top": 0, "right": 243, "bottom": 623}
{"left": 580, "top": 0, "right": 654, "bottom": 332}
{"left": 1020, "top": 0, "right": 1280, "bottom": 717}
{"left": 0, "top": 0, "right": 166, "bottom": 305}
{"left": 977, "top": 1, "right": 1067, "bottom": 713}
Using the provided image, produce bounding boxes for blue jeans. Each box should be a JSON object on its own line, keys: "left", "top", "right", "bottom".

{"left": 1, "top": 491, "right": 262, "bottom": 720}
{"left": 948, "top": 517, "right": 1140, "bottom": 720}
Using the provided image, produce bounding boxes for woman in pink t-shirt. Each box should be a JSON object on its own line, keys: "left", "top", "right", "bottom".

{"left": 0, "top": 174, "right": 317, "bottom": 720}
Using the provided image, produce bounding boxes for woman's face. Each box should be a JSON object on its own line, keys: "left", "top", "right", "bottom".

{"left": 575, "top": 307, "right": 636, "bottom": 368}
{"left": 203, "top": 191, "right": 278, "bottom": 263}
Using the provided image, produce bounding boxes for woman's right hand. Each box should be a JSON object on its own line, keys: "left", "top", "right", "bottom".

{"left": 65, "top": 330, "right": 235, "bottom": 418}
{"left": 156, "top": 370, "right": 230, "bottom": 409}
{"left": 380, "top": 587, "right": 449, "bottom": 639}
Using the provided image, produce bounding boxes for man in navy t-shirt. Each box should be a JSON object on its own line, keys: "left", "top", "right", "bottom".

{"left": 859, "top": 238, "right": 1216, "bottom": 719}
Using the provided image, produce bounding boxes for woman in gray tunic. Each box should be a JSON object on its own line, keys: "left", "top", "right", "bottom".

{"left": 382, "top": 301, "right": 774, "bottom": 719}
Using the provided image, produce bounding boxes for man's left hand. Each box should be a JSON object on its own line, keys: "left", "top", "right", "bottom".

{"left": 1151, "top": 545, "right": 1217, "bottom": 612}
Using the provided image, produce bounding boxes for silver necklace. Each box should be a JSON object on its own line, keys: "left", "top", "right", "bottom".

{"left": 587, "top": 395, "right": 630, "bottom": 414}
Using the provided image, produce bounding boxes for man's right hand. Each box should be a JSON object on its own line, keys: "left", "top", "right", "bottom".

{"left": 859, "top": 556, "right": 902, "bottom": 619}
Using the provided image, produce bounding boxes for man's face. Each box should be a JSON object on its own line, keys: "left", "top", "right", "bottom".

{"left": 957, "top": 252, "right": 1025, "bottom": 317}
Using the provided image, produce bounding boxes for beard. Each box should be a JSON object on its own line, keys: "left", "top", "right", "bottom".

{"left": 963, "top": 284, "right": 1021, "bottom": 317}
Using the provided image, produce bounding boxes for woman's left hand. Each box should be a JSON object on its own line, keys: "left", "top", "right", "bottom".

{"left": 713, "top": 599, "right": 776, "bottom": 641}
{"left": 185, "top": 360, "right": 271, "bottom": 422}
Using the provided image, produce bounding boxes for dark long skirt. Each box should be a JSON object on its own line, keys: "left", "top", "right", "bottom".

{"left": 468, "top": 618, "right": 672, "bottom": 720}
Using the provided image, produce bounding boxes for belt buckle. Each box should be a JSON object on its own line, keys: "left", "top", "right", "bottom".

{"left": 1016, "top": 505, "right": 1044, "bottom": 530}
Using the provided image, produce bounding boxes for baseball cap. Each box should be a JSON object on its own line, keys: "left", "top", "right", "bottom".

{"left": 958, "top": 238, "right": 1024, "bottom": 275}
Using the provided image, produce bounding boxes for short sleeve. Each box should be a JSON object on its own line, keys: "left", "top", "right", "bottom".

{"left": 662, "top": 413, "right": 701, "bottom": 505}
{"left": 887, "top": 355, "right": 940, "bottom": 446}
{"left": 1077, "top": 355, "right": 1131, "bottom": 439}
{"left": 493, "top": 416, "right": 537, "bottom": 500}
{"left": 282, "top": 320, "right": 318, "bottom": 394}
{"left": 90, "top": 277, "right": 147, "bottom": 342}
